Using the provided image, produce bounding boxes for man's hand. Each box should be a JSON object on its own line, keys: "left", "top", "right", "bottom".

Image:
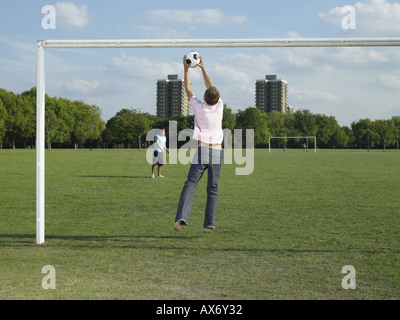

{"left": 198, "top": 54, "right": 205, "bottom": 70}
{"left": 183, "top": 55, "right": 191, "bottom": 71}
{"left": 198, "top": 55, "right": 213, "bottom": 89}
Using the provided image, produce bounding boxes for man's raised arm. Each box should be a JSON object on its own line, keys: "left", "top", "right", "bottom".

{"left": 198, "top": 55, "right": 213, "bottom": 89}
{"left": 183, "top": 56, "right": 195, "bottom": 100}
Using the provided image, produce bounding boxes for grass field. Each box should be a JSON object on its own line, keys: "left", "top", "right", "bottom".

{"left": 0, "top": 148, "right": 399, "bottom": 300}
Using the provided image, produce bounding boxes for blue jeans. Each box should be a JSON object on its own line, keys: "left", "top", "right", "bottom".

{"left": 175, "top": 146, "right": 223, "bottom": 229}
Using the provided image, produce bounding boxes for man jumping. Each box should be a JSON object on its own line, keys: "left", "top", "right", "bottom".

{"left": 174, "top": 54, "right": 224, "bottom": 234}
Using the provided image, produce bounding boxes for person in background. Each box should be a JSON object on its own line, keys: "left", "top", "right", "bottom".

{"left": 152, "top": 128, "right": 169, "bottom": 178}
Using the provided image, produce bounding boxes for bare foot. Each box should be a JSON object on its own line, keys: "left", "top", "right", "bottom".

{"left": 174, "top": 221, "right": 182, "bottom": 232}
{"left": 203, "top": 228, "right": 213, "bottom": 234}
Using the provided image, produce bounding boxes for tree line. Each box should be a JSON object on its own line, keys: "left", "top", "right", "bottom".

{"left": 0, "top": 88, "right": 105, "bottom": 149}
{"left": 1, "top": 87, "right": 399, "bottom": 150}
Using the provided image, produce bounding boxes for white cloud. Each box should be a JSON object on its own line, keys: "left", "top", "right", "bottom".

{"left": 320, "top": 47, "right": 389, "bottom": 65}
{"left": 275, "top": 32, "right": 390, "bottom": 70}
{"left": 285, "top": 31, "right": 303, "bottom": 38}
{"left": 290, "top": 88, "right": 340, "bottom": 103}
{"left": 132, "top": 25, "right": 188, "bottom": 39}
{"left": 285, "top": 51, "right": 313, "bottom": 67}
{"left": 280, "top": 46, "right": 390, "bottom": 73}
{"left": 226, "top": 53, "right": 275, "bottom": 71}
{"left": 377, "top": 74, "right": 400, "bottom": 88}
{"left": 0, "top": 37, "right": 36, "bottom": 67}
{"left": 46, "top": 78, "right": 100, "bottom": 95}
{"left": 146, "top": 9, "right": 246, "bottom": 27}
{"left": 232, "top": 16, "right": 246, "bottom": 24}
{"left": 214, "top": 65, "right": 250, "bottom": 84}
{"left": 65, "top": 79, "right": 100, "bottom": 93}
{"left": 55, "top": 2, "right": 88, "bottom": 27}
{"left": 318, "top": 7, "right": 342, "bottom": 26}
{"left": 106, "top": 55, "right": 184, "bottom": 80}
{"left": 135, "top": 9, "right": 246, "bottom": 40}
{"left": 318, "top": 0, "right": 400, "bottom": 36}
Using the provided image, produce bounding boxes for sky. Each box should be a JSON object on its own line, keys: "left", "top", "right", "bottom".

{"left": 1, "top": 0, "right": 400, "bottom": 126}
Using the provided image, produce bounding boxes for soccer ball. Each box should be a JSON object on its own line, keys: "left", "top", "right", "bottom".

{"left": 185, "top": 51, "right": 200, "bottom": 68}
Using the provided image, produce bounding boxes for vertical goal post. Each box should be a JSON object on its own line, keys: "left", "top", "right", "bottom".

{"left": 36, "top": 37, "right": 400, "bottom": 244}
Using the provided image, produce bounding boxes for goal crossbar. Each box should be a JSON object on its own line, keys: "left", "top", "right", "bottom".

{"left": 39, "top": 37, "right": 400, "bottom": 49}
{"left": 35, "top": 37, "right": 400, "bottom": 244}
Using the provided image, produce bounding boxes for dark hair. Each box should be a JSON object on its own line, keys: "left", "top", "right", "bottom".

{"left": 204, "top": 87, "right": 220, "bottom": 106}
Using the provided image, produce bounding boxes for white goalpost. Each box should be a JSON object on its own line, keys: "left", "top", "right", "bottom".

{"left": 36, "top": 37, "right": 400, "bottom": 244}
{"left": 268, "top": 136, "right": 317, "bottom": 153}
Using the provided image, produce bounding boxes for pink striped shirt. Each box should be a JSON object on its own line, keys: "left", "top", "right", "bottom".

{"left": 190, "top": 96, "right": 224, "bottom": 144}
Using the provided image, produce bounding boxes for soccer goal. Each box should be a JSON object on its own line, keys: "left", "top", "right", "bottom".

{"left": 268, "top": 136, "right": 317, "bottom": 153}
{"left": 35, "top": 37, "right": 400, "bottom": 244}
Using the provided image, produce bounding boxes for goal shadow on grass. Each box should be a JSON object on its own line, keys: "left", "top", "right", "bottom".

{"left": 76, "top": 175, "right": 147, "bottom": 179}
{"left": 1, "top": 234, "right": 399, "bottom": 254}
{"left": 0, "top": 234, "right": 201, "bottom": 247}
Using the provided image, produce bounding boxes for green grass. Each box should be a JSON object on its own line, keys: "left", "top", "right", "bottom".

{"left": 0, "top": 148, "right": 399, "bottom": 300}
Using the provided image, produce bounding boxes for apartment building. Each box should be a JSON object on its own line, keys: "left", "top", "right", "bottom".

{"left": 255, "top": 75, "right": 289, "bottom": 113}
{"left": 156, "top": 74, "right": 190, "bottom": 118}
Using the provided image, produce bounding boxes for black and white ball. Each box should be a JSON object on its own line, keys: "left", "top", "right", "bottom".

{"left": 185, "top": 51, "right": 200, "bottom": 68}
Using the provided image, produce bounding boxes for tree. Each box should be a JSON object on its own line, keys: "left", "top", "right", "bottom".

{"left": 166, "top": 115, "right": 194, "bottom": 148}
{"left": 282, "top": 111, "right": 299, "bottom": 148}
{"left": 315, "top": 114, "right": 333, "bottom": 147}
{"left": 19, "top": 89, "right": 36, "bottom": 148}
{"left": 236, "top": 107, "right": 270, "bottom": 147}
{"left": 70, "top": 101, "right": 105, "bottom": 149}
{"left": 132, "top": 110, "right": 152, "bottom": 151}
{"left": 107, "top": 108, "right": 151, "bottom": 149}
{"left": 393, "top": 117, "right": 400, "bottom": 147}
{"left": 351, "top": 119, "right": 377, "bottom": 149}
{"left": 222, "top": 105, "right": 236, "bottom": 131}
{"left": 0, "top": 98, "right": 7, "bottom": 149}
{"left": 265, "top": 111, "right": 285, "bottom": 137}
{"left": 293, "top": 109, "right": 318, "bottom": 136}
{"left": 293, "top": 109, "right": 318, "bottom": 150}
{"left": 315, "top": 114, "right": 348, "bottom": 148}
{"left": 0, "top": 88, "right": 106, "bottom": 149}
{"left": 45, "top": 96, "right": 60, "bottom": 150}
{"left": 45, "top": 107, "right": 59, "bottom": 150}
{"left": 265, "top": 111, "right": 291, "bottom": 149}
{"left": 171, "top": 114, "right": 194, "bottom": 132}
{"left": 100, "top": 128, "right": 111, "bottom": 148}
{"left": 86, "top": 104, "right": 105, "bottom": 148}
{"left": 342, "top": 126, "right": 354, "bottom": 148}
{"left": 373, "top": 119, "right": 397, "bottom": 151}
{"left": 2, "top": 91, "right": 34, "bottom": 149}
{"left": 332, "top": 126, "right": 350, "bottom": 148}
{"left": 106, "top": 111, "right": 123, "bottom": 147}
{"left": 51, "top": 97, "right": 75, "bottom": 147}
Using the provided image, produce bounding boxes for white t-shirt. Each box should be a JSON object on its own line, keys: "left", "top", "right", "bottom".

{"left": 154, "top": 135, "right": 166, "bottom": 152}
{"left": 190, "top": 96, "right": 224, "bottom": 144}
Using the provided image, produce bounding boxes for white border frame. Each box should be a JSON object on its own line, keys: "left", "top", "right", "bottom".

{"left": 36, "top": 37, "right": 400, "bottom": 244}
